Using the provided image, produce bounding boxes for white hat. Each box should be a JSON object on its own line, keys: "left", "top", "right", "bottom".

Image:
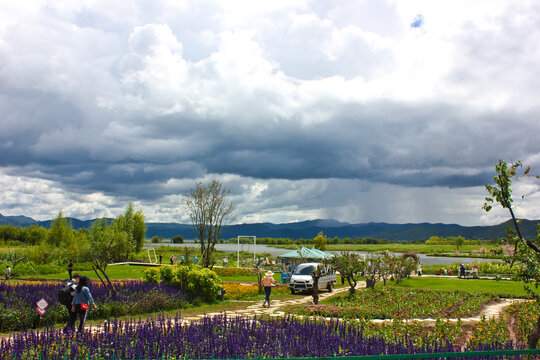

{"left": 266, "top": 270, "right": 274, "bottom": 276}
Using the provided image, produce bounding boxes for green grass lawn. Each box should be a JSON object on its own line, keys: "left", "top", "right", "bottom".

{"left": 272, "top": 243, "right": 498, "bottom": 254}
{"left": 390, "top": 276, "right": 530, "bottom": 297}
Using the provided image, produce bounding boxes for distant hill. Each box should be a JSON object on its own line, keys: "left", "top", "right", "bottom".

{"left": 1, "top": 213, "right": 538, "bottom": 241}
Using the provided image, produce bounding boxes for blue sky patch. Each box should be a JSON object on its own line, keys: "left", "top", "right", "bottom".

{"left": 411, "top": 14, "right": 424, "bottom": 28}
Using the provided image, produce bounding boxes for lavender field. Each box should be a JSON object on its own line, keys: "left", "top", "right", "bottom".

{"left": 0, "top": 281, "right": 185, "bottom": 332}
{"left": 0, "top": 315, "right": 519, "bottom": 360}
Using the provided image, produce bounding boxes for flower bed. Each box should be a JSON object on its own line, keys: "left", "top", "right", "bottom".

{"left": 505, "top": 300, "right": 539, "bottom": 345}
{"left": 213, "top": 267, "right": 258, "bottom": 277}
{"left": 303, "top": 287, "right": 497, "bottom": 319}
{"left": 0, "top": 315, "right": 518, "bottom": 360}
{"left": 0, "top": 281, "right": 185, "bottom": 332}
{"left": 222, "top": 283, "right": 289, "bottom": 300}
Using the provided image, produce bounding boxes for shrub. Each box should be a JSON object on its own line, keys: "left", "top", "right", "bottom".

{"left": 171, "top": 235, "right": 184, "bottom": 244}
{"left": 149, "top": 265, "right": 221, "bottom": 303}
{"left": 159, "top": 266, "right": 175, "bottom": 284}
{"left": 151, "top": 236, "right": 162, "bottom": 243}
{"left": 169, "top": 266, "right": 220, "bottom": 302}
{"left": 143, "top": 268, "right": 160, "bottom": 283}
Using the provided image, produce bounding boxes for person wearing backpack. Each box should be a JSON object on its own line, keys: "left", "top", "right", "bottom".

{"left": 70, "top": 276, "right": 96, "bottom": 333}
{"left": 60, "top": 274, "right": 79, "bottom": 334}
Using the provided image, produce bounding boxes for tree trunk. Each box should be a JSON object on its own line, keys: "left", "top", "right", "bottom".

{"left": 347, "top": 278, "right": 357, "bottom": 295}
{"left": 366, "top": 278, "right": 375, "bottom": 289}
{"left": 93, "top": 261, "right": 117, "bottom": 297}
{"left": 312, "top": 277, "right": 320, "bottom": 304}
{"left": 257, "top": 270, "right": 264, "bottom": 294}
{"left": 528, "top": 315, "right": 540, "bottom": 349}
{"left": 92, "top": 264, "right": 109, "bottom": 296}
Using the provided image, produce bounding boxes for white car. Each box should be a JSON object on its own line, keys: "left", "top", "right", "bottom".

{"left": 288, "top": 262, "right": 337, "bottom": 294}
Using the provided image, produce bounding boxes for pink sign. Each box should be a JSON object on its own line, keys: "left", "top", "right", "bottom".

{"left": 36, "top": 307, "right": 46, "bottom": 316}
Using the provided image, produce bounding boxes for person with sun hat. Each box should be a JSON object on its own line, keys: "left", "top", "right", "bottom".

{"left": 261, "top": 270, "right": 276, "bottom": 307}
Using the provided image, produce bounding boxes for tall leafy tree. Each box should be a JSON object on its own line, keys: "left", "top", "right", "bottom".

{"left": 184, "top": 180, "right": 234, "bottom": 268}
{"left": 87, "top": 219, "right": 130, "bottom": 296}
{"left": 116, "top": 202, "right": 146, "bottom": 259}
{"left": 46, "top": 212, "right": 74, "bottom": 248}
{"left": 483, "top": 159, "right": 540, "bottom": 348}
{"left": 312, "top": 231, "right": 328, "bottom": 251}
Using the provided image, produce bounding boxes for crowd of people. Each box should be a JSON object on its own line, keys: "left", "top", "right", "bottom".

{"left": 435, "top": 264, "right": 479, "bottom": 278}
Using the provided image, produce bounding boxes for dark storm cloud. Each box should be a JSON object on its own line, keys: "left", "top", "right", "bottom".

{"left": 3, "top": 94, "right": 536, "bottom": 204}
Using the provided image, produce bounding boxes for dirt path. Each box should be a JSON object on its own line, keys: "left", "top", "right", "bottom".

{"left": 179, "top": 284, "right": 528, "bottom": 326}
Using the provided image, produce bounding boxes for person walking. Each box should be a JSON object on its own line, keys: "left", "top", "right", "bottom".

{"left": 159, "top": 254, "right": 162, "bottom": 264}
{"left": 261, "top": 270, "right": 276, "bottom": 308}
{"left": 70, "top": 276, "right": 97, "bottom": 333}
{"left": 417, "top": 263, "right": 422, "bottom": 276}
{"left": 5, "top": 265, "right": 11, "bottom": 280}
{"left": 67, "top": 259, "right": 73, "bottom": 279}
{"left": 62, "top": 274, "right": 80, "bottom": 334}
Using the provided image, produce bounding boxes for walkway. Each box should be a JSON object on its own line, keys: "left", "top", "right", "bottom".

{"left": 181, "top": 283, "right": 354, "bottom": 323}
{"left": 178, "top": 282, "right": 526, "bottom": 325}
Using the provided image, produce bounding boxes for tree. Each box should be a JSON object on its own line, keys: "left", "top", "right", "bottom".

{"left": 363, "top": 255, "right": 382, "bottom": 289}
{"left": 483, "top": 159, "right": 540, "bottom": 348}
{"left": 313, "top": 231, "right": 328, "bottom": 251}
{"left": 117, "top": 202, "right": 146, "bottom": 258}
{"left": 172, "top": 235, "right": 184, "bottom": 244}
{"left": 46, "top": 212, "right": 74, "bottom": 248}
{"left": 391, "top": 254, "right": 418, "bottom": 284}
{"left": 333, "top": 252, "right": 364, "bottom": 294}
{"left": 184, "top": 180, "right": 234, "bottom": 268}
{"left": 87, "top": 219, "right": 131, "bottom": 296}
{"left": 455, "top": 236, "right": 465, "bottom": 251}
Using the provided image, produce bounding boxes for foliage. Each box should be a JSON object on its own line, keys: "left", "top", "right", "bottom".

{"left": 483, "top": 159, "right": 540, "bottom": 348}
{"left": 0, "top": 225, "right": 47, "bottom": 245}
{"left": 145, "top": 265, "right": 221, "bottom": 303}
{"left": 426, "top": 236, "right": 466, "bottom": 249}
{"left": 183, "top": 180, "right": 234, "bottom": 268}
{"left": 151, "top": 235, "right": 162, "bottom": 243}
{"left": 142, "top": 267, "right": 160, "bottom": 283}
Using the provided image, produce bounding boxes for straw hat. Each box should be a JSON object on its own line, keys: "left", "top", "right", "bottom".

{"left": 266, "top": 270, "right": 274, "bottom": 276}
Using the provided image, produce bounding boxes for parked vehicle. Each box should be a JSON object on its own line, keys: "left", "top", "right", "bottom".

{"left": 288, "top": 262, "right": 337, "bottom": 294}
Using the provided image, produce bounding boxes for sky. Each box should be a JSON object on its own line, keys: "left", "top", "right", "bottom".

{"left": 1, "top": 0, "right": 540, "bottom": 226}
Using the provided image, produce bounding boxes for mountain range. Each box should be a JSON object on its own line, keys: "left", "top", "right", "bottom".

{"left": 1, "top": 213, "right": 538, "bottom": 241}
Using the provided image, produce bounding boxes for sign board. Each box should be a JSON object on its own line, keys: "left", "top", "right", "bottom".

{"left": 36, "top": 298, "right": 49, "bottom": 310}
{"left": 36, "top": 307, "right": 46, "bottom": 316}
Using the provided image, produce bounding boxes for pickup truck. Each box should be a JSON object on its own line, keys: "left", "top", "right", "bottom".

{"left": 288, "top": 262, "right": 337, "bottom": 294}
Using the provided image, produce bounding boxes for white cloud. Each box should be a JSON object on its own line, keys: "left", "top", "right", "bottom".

{"left": 1, "top": 0, "right": 540, "bottom": 226}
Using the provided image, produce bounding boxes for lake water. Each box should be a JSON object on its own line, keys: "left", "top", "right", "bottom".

{"left": 145, "top": 242, "right": 499, "bottom": 265}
